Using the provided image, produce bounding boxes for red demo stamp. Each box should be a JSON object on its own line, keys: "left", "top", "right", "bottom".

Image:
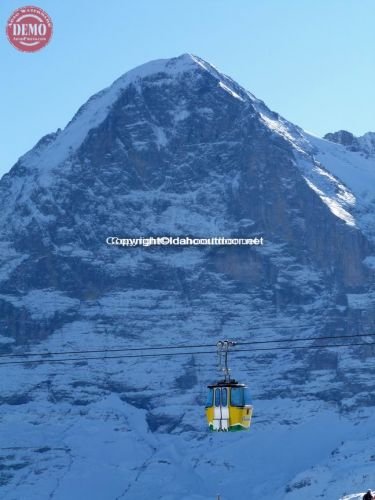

{"left": 6, "top": 6, "right": 53, "bottom": 52}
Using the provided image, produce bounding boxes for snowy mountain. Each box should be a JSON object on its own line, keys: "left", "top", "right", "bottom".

{"left": 0, "top": 54, "right": 375, "bottom": 499}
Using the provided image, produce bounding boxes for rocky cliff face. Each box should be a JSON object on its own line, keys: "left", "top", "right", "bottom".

{"left": 1, "top": 54, "right": 375, "bottom": 499}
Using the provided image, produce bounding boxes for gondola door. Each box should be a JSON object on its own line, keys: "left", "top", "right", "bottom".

{"left": 213, "top": 387, "right": 221, "bottom": 430}
{"left": 213, "top": 387, "right": 229, "bottom": 431}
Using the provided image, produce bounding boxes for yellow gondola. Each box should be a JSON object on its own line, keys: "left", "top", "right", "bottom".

{"left": 205, "top": 340, "right": 253, "bottom": 432}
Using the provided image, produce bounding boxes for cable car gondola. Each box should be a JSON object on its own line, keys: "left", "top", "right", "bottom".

{"left": 205, "top": 340, "right": 253, "bottom": 432}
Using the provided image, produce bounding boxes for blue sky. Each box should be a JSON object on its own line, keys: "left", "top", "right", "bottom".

{"left": 1, "top": 0, "right": 374, "bottom": 177}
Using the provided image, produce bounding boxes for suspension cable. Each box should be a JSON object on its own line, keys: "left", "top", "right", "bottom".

{"left": 1, "top": 330, "right": 374, "bottom": 359}
{"left": 0, "top": 340, "right": 373, "bottom": 366}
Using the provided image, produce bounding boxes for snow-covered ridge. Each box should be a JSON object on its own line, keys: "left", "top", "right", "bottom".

{"left": 254, "top": 109, "right": 375, "bottom": 235}
{"left": 300, "top": 132, "right": 375, "bottom": 237}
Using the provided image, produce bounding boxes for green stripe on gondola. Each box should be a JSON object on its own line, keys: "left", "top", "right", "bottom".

{"left": 228, "top": 424, "right": 247, "bottom": 431}
{"left": 208, "top": 423, "right": 248, "bottom": 432}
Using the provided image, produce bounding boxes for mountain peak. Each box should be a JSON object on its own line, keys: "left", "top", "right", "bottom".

{"left": 115, "top": 53, "right": 204, "bottom": 82}
{"left": 324, "top": 129, "right": 375, "bottom": 157}
{"left": 17, "top": 54, "right": 250, "bottom": 175}
{"left": 114, "top": 53, "right": 233, "bottom": 86}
